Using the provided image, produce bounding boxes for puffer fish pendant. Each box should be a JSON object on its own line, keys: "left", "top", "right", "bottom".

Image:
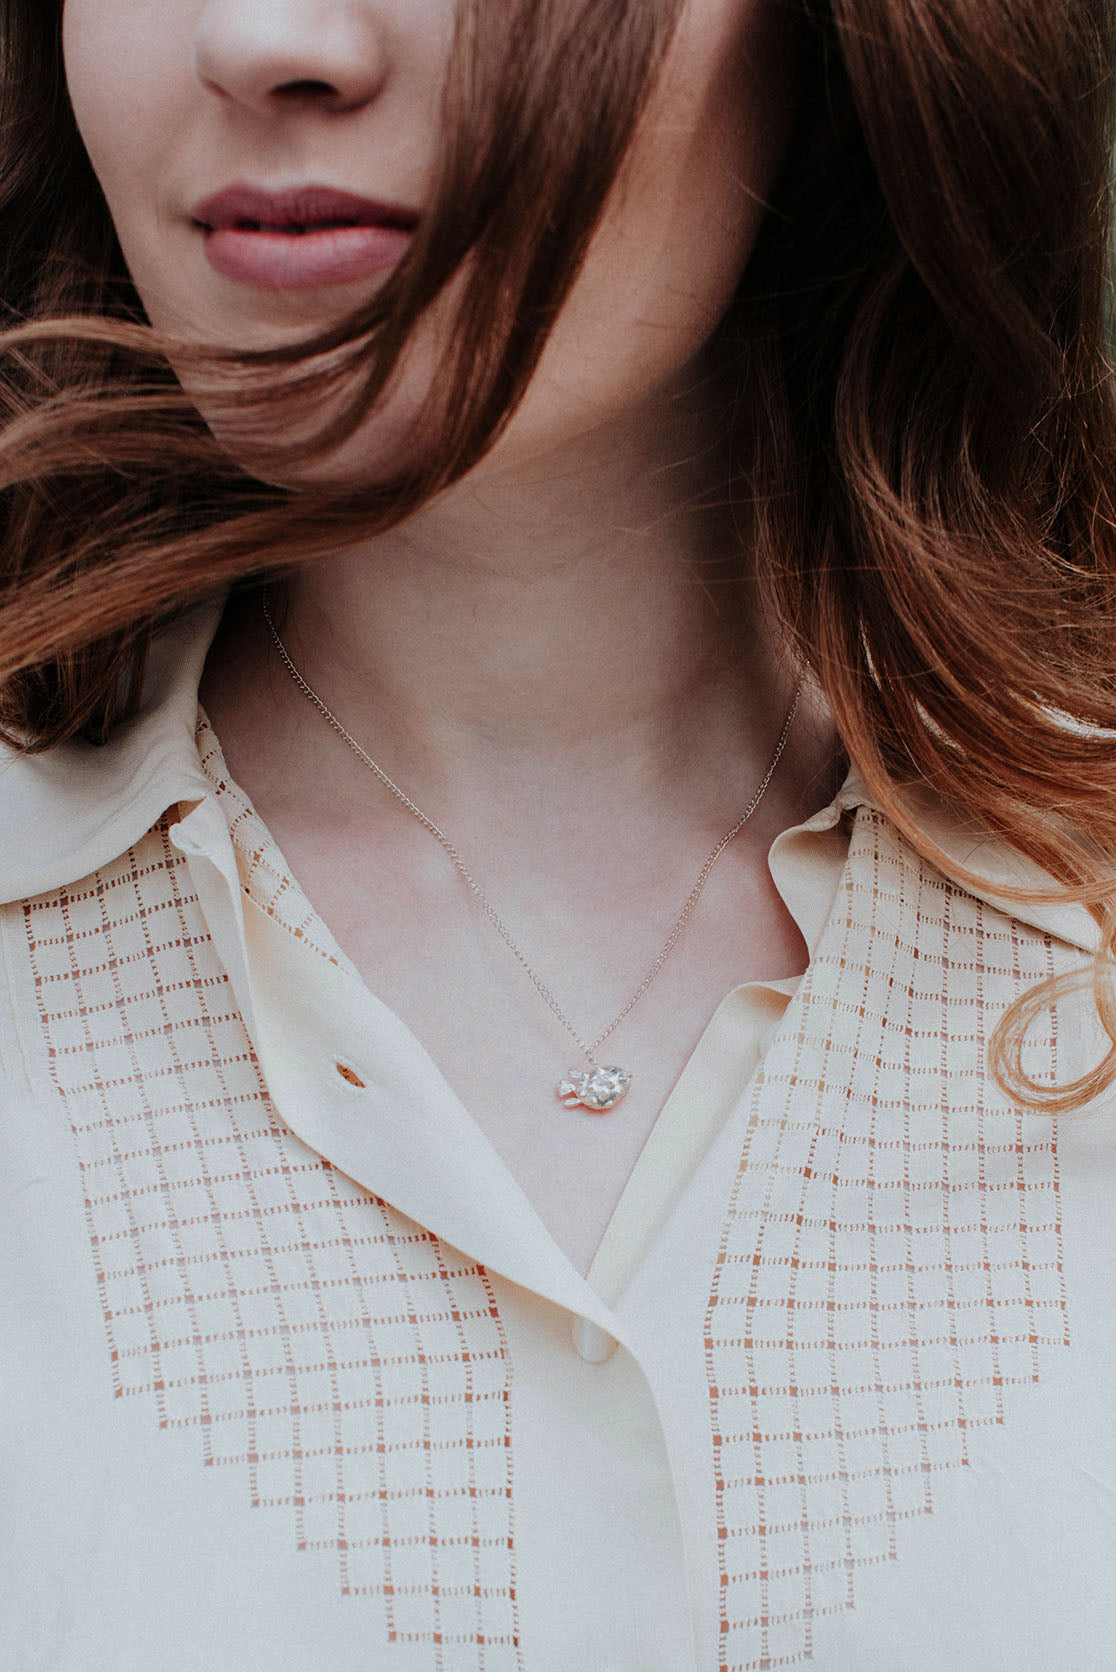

{"left": 556, "top": 1065, "right": 632, "bottom": 1113}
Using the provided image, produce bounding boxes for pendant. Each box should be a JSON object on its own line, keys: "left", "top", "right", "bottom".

{"left": 557, "top": 1065, "right": 632, "bottom": 1113}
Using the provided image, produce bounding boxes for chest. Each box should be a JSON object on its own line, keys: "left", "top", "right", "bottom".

{"left": 275, "top": 819, "right": 809, "bottom": 1270}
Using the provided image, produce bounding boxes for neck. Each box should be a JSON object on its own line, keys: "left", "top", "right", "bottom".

{"left": 204, "top": 381, "right": 834, "bottom": 847}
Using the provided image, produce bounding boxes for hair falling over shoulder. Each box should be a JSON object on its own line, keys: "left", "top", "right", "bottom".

{"left": 1, "top": 0, "right": 1115, "bottom": 1108}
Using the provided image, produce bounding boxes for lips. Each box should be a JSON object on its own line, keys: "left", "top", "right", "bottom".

{"left": 191, "top": 184, "right": 420, "bottom": 290}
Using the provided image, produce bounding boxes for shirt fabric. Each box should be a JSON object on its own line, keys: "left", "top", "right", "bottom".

{"left": 1, "top": 601, "right": 1115, "bottom": 1672}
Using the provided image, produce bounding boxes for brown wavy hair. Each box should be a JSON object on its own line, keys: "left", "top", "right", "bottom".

{"left": 1, "top": 0, "right": 1115, "bottom": 1106}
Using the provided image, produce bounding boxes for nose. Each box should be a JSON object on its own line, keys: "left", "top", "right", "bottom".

{"left": 194, "top": 0, "right": 390, "bottom": 116}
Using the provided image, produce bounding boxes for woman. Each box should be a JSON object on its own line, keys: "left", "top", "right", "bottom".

{"left": 1, "top": 0, "right": 1115, "bottom": 1667}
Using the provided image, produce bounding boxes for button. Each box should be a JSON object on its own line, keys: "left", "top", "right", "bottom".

{"left": 571, "top": 1316, "right": 618, "bottom": 1364}
{"left": 169, "top": 826, "right": 202, "bottom": 856}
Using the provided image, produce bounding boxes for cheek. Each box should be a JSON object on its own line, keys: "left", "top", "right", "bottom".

{"left": 63, "top": 2, "right": 194, "bottom": 297}
{"left": 65, "top": 2, "right": 149, "bottom": 170}
{"left": 492, "top": 0, "right": 795, "bottom": 449}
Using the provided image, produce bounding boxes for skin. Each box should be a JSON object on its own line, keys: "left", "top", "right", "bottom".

{"left": 63, "top": 0, "right": 840, "bottom": 1272}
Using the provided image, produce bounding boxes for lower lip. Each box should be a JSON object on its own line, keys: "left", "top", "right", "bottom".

{"left": 201, "top": 224, "right": 413, "bottom": 290}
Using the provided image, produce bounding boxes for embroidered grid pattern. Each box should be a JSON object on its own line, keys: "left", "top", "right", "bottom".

{"left": 707, "top": 809, "right": 1071, "bottom": 1672}
{"left": 24, "top": 818, "right": 521, "bottom": 1670}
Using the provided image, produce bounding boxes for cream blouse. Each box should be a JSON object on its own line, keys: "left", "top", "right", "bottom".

{"left": 1, "top": 603, "right": 1115, "bottom": 1672}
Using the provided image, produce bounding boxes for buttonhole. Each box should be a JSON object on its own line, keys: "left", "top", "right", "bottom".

{"left": 335, "top": 1063, "right": 366, "bottom": 1089}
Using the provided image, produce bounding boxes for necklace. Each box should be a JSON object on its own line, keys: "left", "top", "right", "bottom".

{"left": 262, "top": 592, "right": 800, "bottom": 1114}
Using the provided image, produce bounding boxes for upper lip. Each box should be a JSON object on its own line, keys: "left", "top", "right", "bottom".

{"left": 191, "top": 183, "right": 421, "bottom": 233}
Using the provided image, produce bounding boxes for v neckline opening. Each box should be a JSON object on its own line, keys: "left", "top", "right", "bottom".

{"left": 196, "top": 703, "right": 860, "bottom": 1305}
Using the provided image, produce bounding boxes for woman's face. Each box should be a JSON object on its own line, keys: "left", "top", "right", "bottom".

{"left": 62, "top": 0, "right": 795, "bottom": 475}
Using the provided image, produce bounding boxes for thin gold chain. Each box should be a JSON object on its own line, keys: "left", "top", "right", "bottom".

{"left": 262, "top": 592, "right": 800, "bottom": 1068}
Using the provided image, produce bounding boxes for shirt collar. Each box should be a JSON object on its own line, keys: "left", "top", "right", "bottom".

{"left": 0, "top": 596, "right": 1098, "bottom": 955}
{"left": 0, "top": 597, "right": 223, "bottom": 905}
{"left": 877, "top": 780, "right": 1098, "bottom": 955}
